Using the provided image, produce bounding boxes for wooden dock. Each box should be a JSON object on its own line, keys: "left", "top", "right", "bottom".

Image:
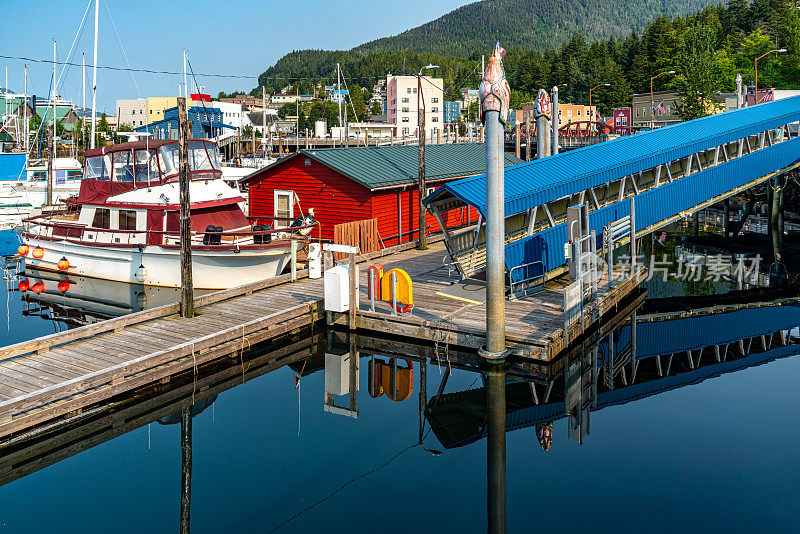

{"left": 331, "top": 241, "right": 647, "bottom": 361}
{"left": 0, "top": 238, "right": 644, "bottom": 440}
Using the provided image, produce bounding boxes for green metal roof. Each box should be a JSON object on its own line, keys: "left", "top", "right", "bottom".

{"left": 243, "top": 143, "right": 523, "bottom": 190}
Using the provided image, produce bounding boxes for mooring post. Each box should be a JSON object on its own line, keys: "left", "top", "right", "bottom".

{"left": 535, "top": 88, "right": 550, "bottom": 159}
{"left": 478, "top": 43, "right": 509, "bottom": 360}
{"left": 178, "top": 97, "right": 194, "bottom": 318}
{"left": 515, "top": 122, "right": 520, "bottom": 159}
{"left": 180, "top": 406, "right": 192, "bottom": 534}
{"left": 485, "top": 362, "right": 507, "bottom": 534}
{"left": 349, "top": 251, "right": 357, "bottom": 330}
{"left": 551, "top": 85, "right": 559, "bottom": 155}
{"left": 417, "top": 73, "right": 428, "bottom": 251}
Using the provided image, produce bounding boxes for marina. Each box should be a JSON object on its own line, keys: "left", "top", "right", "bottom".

{"left": 1, "top": 0, "right": 800, "bottom": 531}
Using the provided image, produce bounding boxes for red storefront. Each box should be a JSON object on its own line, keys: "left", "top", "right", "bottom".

{"left": 241, "top": 144, "right": 523, "bottom": 247}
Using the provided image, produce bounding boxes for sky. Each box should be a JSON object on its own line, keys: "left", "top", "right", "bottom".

{"left": 1, "top": 0, "right": 472, "bottom": 114}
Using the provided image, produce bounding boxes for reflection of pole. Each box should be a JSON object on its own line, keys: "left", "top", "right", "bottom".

{"left": 180, "top": 406, "right": 192, "bottom": 534}
{"left": 772, "top": 176, "right": 783, "bottom": 267}
{"left": 486, "top": 363, "right": 506, "bottom": 534}
{"left": 485, "top": 109, "right": 506, "bottom": 355}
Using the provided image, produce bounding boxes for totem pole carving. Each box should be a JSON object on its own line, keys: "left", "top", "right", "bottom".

{"left": 479, "top": 42, "right": 511, "bottom": 126}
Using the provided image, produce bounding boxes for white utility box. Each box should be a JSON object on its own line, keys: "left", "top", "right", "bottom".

{"left": 324, "top": 352, "right": 359, "bottom": 396}
{"left": 308, "top": 243, "right": 322, "bottom": 279}
{"left": 324, "top": 263, "right": 358, "bottom": 312}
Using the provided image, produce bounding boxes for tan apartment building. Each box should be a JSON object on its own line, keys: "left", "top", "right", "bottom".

{"left": 116, "top": 98, "right": 148, "bottom": 129}
{"left": 386, "top": 75, "right": 444, "bottom": 139}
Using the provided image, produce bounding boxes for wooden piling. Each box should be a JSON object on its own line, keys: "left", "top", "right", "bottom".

{"left": 177, "top": 97, "right": 194, "bottom": 318}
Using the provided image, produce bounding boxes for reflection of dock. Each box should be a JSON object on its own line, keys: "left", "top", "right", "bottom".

{"left": 0, "top": 331, "right": 324, "bottom": 486}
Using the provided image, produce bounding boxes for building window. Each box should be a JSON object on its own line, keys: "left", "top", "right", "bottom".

{"left": 402, "top": 117, "right": 409, "bottom": 123}
{"left": 402, "top": 127, "right": 409, "bottom": 136}
{"left": 92, "top": 208, "right": 110, "bottom": 229}
{"left": 413, "top": 88, "right": 417, "bottom": 94}
{"left": 402, "top": 97, "right": 409, "bottom": 103}
{"left": 274, "top": 190, "right": 294, "bottom": 226}
{"left": 432, "top": 97, "right": 439, "bottom": 103}
{"left": 567, "top": 110, "right": 573, "bottom": 117}
{"left": 304, "top": 158, "right": 311, "bottom": 166}
{"left": 402, "top": 107, "right": 409, "bottom": 113}
{"left": 432, "top": 117, "right": 438, "bottom": 123}
{"left": 407, "top": 88, "right": 412, "bottom": 94}
{"left": 119, "top": 210, "right": 137, "bottom": 230}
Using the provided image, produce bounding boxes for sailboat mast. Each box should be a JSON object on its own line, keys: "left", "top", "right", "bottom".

{"left": 52, "top": 40, "right": 56, "bottom": 160}
{"left": 23, "top": 65, "right": 28, "bottom": 156}
{"left": 183, "top": 50, "right": 188, "bottom": 99}
{"left": 90, "top": 0, "right": 99, "bottom": 149}
{"left": 337, "top": 63, "right": 342, "bottom": 145}
{"left": 261, "top": 86, "right": 266, "bottom": 152}
{"left": 82, "top": 53, "right": 86, "bottom": 152}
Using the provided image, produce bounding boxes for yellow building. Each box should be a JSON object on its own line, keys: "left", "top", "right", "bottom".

{"left": 147, "top": 97, "right": 180, "bottom": 122}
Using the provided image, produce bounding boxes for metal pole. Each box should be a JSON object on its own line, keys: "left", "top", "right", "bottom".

{"left": 551, "top": 86, "right": 559, "bottom": 155}
{"left": 418, "top": 74, "right": 428, "bottom": 250}
{"left": 23, "top": 65, "right": 28, "bottom": 155}
{"left": 486, "top": 362, "right": 506, "bottom": 534}
{"left": 81, "top": 55, "right": 85, "bottom": 152}
{"left": 485, "top": 108, "right": 505, "bottom": 355}
{"left": 179, "top": 406, "right": 192, "bottom": 534}
{"left": 178, "top": 97, "right": 194, "bottom": 318}
{"left": 630, "top": 197, "right": 636, "bottom": 275}
{"left": 735, "top": 74, "right": 743, "bottom": 109}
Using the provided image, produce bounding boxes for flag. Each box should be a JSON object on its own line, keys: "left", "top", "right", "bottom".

{"left": 658, "top": 101, "right": 667, "bottom": 115}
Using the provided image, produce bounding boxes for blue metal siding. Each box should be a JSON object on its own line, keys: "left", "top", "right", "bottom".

{"left": 506, "top": 136, "right": 800, "bottom": 276}
{"left": 431, "top": 96, "right": 800, "bottom": 217}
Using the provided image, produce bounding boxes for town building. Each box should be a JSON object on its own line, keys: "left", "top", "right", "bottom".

{"left": 241, "top": 144, "right": 522, "bottom": 246}
{"left": 219, "top": 94, "right": 264, "bottom": 111}
{"left": 136, "top": 104, "right": 230, "bottom": 139}
{"left": 461, "top": 88, "right": 479, "bottom": 109}
{"left": 612, "top": 107, "right": 631, "bottom": 135}
{"left": 444, "top": 101, "right": 462, "bottom": 124}
{"left": 386, "top": 75, "right": 444, "bottom": 140}
{"left": 116, "top": 98, "right": 149, "bottom": 129}
{"left": 521, "top": 102, "right": 597, "bottom": 133}
{"left": 631, "top": 90, "right": 682, "bottom": 130}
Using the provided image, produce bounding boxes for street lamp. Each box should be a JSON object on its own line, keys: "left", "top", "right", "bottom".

{"left": 650, "top": 70, "right": 676, "bottom": 129}
{"left": 589, "top": 83, "right": 610, "bottom": 130}
{"left": 417, "top": 63, "right": 439, "bottom": 251}
{"left": 755, "top": 49, "right": 787, "bottom": 104}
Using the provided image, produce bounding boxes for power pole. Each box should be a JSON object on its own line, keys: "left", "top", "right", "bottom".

{"left": 177, "top": 97, "right": 194, "bottom": 318}
{"left": 417, "top": 73, "right": 428, "bottom": 250}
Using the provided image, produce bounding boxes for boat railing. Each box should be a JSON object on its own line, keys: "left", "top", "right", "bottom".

{"left": 22, "top": 214, "right": 320, "bottom": 249}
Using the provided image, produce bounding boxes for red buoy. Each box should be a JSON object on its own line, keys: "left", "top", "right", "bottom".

{"left": 57, "top": 281, "right": 70, "bottom": 292}
{"left": 17, "top": 279, "right": 30, "bottom": 292}
{"left": 17, "top": 245, "right": 29, "bottom": 256}
{"left": 31, "top": 282, "right": 45, "bottom": 294}
{"left": 57, "top": 257, "right": 70, "bottom": 270}
{"left": 32, "top": 247, "right": 44, "bottom": 259}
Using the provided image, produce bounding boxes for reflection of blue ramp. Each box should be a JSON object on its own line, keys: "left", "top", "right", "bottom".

{"left": 0, "top": 154, "right": 25, "bottom": 181}
{"left": 637, "top": 304, "right": 800, "bottom": 358}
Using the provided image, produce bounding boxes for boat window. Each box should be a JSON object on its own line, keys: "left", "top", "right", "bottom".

{"left": 134, "top": 149, "right": 159, "bottom": 183}
{"left": 32, "top": 171, "right": 46, "bottom": 181}
{"left": 85, "top": 155, "right": 110, "bottom": 181}
{"left": 189, "top": 141, "right": 214, "bottom": 171}
{"left": 158, "top": 144, "right": 179, "bottom": 176}
{"left": 119, "top": 209, "right": 137, "bottom": 230}
{"left": 68, "top": 170, "right": 83, "bottom": 179}
{"left": 92, "top": 208, "right": 110, "bottom": 229}
{"left": 113, "top": 150, "right": 135, "bottom": 182}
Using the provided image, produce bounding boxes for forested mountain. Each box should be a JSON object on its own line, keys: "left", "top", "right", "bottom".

{"left": 354, "top": 0, "right": 707, "bottom": 57}
{"left": 244, "top": 0, "right": 799, "bottom": 124}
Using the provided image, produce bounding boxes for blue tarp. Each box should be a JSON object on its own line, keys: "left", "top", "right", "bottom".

{"left": 0, "top": 153, "right": 26, "bottom": 181}
{"left": 426, "top": 95, "right": 800, "bottom": 217}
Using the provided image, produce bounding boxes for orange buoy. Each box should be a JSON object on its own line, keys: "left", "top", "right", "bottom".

{"left": 31, "top": 247, "right": 44, "bottom": 259}
{"left": 17, "top": 279, "right": 30, "bottom": 292}
{"left": 57, "top": 257, "right": 70, "bottom": 270}
{"left": 31, "top": 282, "right": 44, "bottom": 294}
{"left": 57, "top": 281, "right": 70, "bottom": 292}
{"left": 17, "top": 245, "right": 29, "bottom": 256}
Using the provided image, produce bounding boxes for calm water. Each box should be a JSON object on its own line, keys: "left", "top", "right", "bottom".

{"left": 0, "top": 257, "right": 799, "bottom": 533}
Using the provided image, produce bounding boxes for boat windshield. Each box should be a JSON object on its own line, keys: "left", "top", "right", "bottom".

{"left": 158, "top": 141, "right": 221, "bottom": 176}
{"left": 84, "top": 154, "right": 111, "bottom": 181}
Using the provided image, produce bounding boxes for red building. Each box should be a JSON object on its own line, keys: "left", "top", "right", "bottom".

{"left": 612, "top": 107, "right": 631, "bottom": 136}
{"left": 241, "top": 144, "right": 522, "bottom": 247}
